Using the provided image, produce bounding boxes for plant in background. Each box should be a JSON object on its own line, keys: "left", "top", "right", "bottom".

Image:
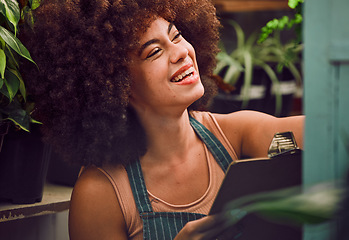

{"left": 259, "top": 0, "right": 304, "bottom": 44}
{"left": 0, "top": 0, "right": 40, "bottom": 134}
{"left": 214, "top": 20, "right": 280, "bottom": 108}
{"left": 214, "top": 20, "right": 302, "bottom": 116}
{"left": 258, "top": 31, "right": 303, "bottom": 85}
{"left": 256, "top": 0, "right": 304, "bottom": 115}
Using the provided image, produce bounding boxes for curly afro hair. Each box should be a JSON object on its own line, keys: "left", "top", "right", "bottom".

{"left": 20, "top": 0, "right": 221, "bottom": 166}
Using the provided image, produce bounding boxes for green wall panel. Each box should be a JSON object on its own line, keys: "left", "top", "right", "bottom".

{"left": 303, "top": 0, "right": 349, "bottom": 239}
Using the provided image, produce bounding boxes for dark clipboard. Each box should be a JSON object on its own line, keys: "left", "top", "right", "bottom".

{"left": 209, "top": 132, "right": 302, "bottom": 215}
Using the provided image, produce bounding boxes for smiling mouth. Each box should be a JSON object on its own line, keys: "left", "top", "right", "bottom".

{"left": 170, "top": 66, "right": 195, "bottom": 83}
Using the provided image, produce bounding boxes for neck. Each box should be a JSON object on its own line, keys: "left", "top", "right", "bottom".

{"left": 133, "top": 108, "right": 199, "bottom": 166}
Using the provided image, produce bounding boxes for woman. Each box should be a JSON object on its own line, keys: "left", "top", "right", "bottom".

{"left": 21, "top": 0, "right": 304, "bottom": 239}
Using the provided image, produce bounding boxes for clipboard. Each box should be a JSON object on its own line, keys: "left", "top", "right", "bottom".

{"left": 209, "top": 132, "right": 302, "bottom": 215}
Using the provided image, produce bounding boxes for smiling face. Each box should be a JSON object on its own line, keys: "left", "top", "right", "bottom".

{"left": 128, "top": 18, "right": 205, "bottom": 116}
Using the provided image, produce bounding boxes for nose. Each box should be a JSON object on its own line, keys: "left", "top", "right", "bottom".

{"left": 169, "top": 43, "right": 189, "bottom": 64}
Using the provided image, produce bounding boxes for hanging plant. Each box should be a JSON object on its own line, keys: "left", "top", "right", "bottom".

{"left": 258, "top": 0, "right": 304, "bottom": 44}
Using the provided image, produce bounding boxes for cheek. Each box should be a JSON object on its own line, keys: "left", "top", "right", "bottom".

{"left": 186, "top": 43, "right": 199, "bottom": 67}
{"left": 130, "top": 72, "right": 165, "bottom": 99}
{"left": 129, "top": 71, "right": 145, "bottom": 99}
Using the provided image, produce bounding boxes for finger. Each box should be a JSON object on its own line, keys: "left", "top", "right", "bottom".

{"left": 201, "top": 210, "right": 246, "bottom": 239}
{"left": 216, "top": 222, "right": 244, "bottom": 240}
{"left": 193, "top": 215, "right": 227, "bottom": 233}
{"left": 175, "top": 216, "right": 226, "bottom": 240}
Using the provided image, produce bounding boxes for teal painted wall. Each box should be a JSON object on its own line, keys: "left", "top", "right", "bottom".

{"left": 303, "top": 0, "right": 349, "bottom": 239}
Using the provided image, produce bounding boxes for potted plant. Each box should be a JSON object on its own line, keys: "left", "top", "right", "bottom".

{"left": 0, "top": 0, "right": 40, "bottom": 149}
{"left": 0, "top": 0, "right": 49, "bottom": 204}
{"left": 210, "top": 19, "right": 302, "bottom": 116}
{"left": 258, "top": 0, "right": 304, "bottom": 116}
{"left": 257, "top": 30, "right": 303, "bottom": 116}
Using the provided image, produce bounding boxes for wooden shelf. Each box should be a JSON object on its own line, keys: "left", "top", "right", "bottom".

{"left": 0, "top": 183, "right": 73, "bottom": 222}
{"left": 213, "top": 0, "right": 290, "bottom": 12}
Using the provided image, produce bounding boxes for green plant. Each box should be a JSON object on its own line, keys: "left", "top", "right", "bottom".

{"left": 258, "top": 31, "right": 303, "bottom": 85}
{"left": 259, "top": 0, "right": 304, "bottom": 44}
{"left": 214, "top": 20, "right": 302, "bottom": 115}
{"left": 223, "top": 182, "right": 343, "bottom": 229}
{"left": 214, "top": 20, "right": 277, "bottom": 103}
{"left": 0, "top": 0, "right": 40, "bottom": 132}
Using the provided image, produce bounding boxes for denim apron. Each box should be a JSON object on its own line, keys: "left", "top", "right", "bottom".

{"left": 125, "top": 115, "right": 233, "bottom": 240}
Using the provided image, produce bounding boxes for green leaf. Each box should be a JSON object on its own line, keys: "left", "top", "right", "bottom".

{"left": 4, "top": 43, "right": 19, "bottom": 69}
{"left": 241, "top": 51, "right": 253, "bottom": 107}
{"left": 215, "top": 51, "right": 243, "bottom": 86}
{"left": 0, "top": 79, "right": 11, "bottom": 99}
{"left": 229, "top": 20, "right": 245, "bottom": 50}
{"left": 223, "top": 64, "right": 240, "bottom": 85}
{"left": 0, "top": 0, "right": 20, "bottom": 35}
{"left": 267, "top": 19, "right": 279, "bottom": 29}
{"left": 2, "top": 98, "right": 30, "bottom": 131}
{"left": 21, "top": 5, "right": 36, "bottom": 29}
{"left": 29, "top": 0, "right": 41, "bottom": 10}
{"left": 30, "top": 118, "right": 42, "bottom": 125}
{"left": 0, "top": 37, "right": 4, "bottom": 48}
{"left": 224, "top": 182, "right": 343, "bottom": 226}
{"left": 294, "top": 13, "right": 303, "bottom": 24}
{"left": 247, "top": 186, "right": 342, "bottom": 224}
{"left": 7, "top": 67, "right": 26, "bottom": 100}
{"left": 0, "top": 48, "right": 5, "bottom": 79}
{"left": 0, "top": 26, "right": 36, "bottom": 65}
{"left": 288, "top": 0, "right": 304, "bottom": 9}
{"left": 7, "top": 113, "right": 30, "bottom": 132}
{"left": 259, "top": 61, "right": 282, "bottom": 116}
{"left": 0, "top": 68, "right": 19, "bottom": 100}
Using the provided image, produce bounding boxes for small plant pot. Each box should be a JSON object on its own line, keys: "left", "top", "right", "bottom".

{"left": 210, "top": 86, "right": 267, "bottom": 114}
{"left": 0, "top": 125, "right": 50, "bottom": 204}
{"left": 263, "top": 79, "right": 297, "bottom": 117}
{"left": 210, "top": 69, "right": 269, "bottom": 114}
{"left": 263, "top": 67, "right": 299, "bottom": 117}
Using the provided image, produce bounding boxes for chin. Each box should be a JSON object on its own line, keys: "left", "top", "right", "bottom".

{"left": 193, "top": 78, "right": 205, "bottom": 95}
{"left": 190, "top": 85, "right": 205, "bottom": 104}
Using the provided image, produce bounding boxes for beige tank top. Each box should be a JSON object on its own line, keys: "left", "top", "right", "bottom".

{"left": 98, "top": 111, "right": 238, "bottom": 240}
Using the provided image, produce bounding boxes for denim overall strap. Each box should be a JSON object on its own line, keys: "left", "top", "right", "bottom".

{"left": 189, "top": 115, "right": 232, "bottom": 172}
{"left": 125, "top": 115, "right": 233, "bottom": 239}
{"left": 126, "top": 162, "right": 206, "bottom": 240}
{"left": 126, "top": 160, "right": 153, "bottom": 213}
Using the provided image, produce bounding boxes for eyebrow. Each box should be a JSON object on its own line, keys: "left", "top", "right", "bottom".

{"left": 137, "top": 22, "right": 175, "bottom": 56}
{"left": 168, "top": 22, "right": 174, "bottom": 34}
{"left": 138, "top": 39, "right": 159, "bottom": 56}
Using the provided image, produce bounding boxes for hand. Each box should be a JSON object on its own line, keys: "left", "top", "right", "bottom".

{"left": 174, "top": 214, "right": 241, "bottom": 240}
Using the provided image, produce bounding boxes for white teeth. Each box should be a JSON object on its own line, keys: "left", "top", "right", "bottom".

{"left": 173, "top": 67, "right": 195, "bottom": 82}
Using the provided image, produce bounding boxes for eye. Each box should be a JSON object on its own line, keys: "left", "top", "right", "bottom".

{"left": 146, "top": 47, "right": 162, "bottom": 59}
{"left": 172, "top": 31, "right": 182, "bottom": 42}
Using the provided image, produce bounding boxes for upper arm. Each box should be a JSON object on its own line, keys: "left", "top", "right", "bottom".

{"left": 69, "top": 166, "right": 128, "bottom": 240}
{"left": 214, "top": 110, "right": 304, "bottom": 159}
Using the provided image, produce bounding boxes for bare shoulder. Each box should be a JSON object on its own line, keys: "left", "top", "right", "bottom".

{"left": 213, "top": 110, "right": 277, "bottom": 127}
{"left": 212, "top": 111, "right": 304, "bottom": 158}
{"left": 69, "top": 166, "right": 128, "bottom": 240}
